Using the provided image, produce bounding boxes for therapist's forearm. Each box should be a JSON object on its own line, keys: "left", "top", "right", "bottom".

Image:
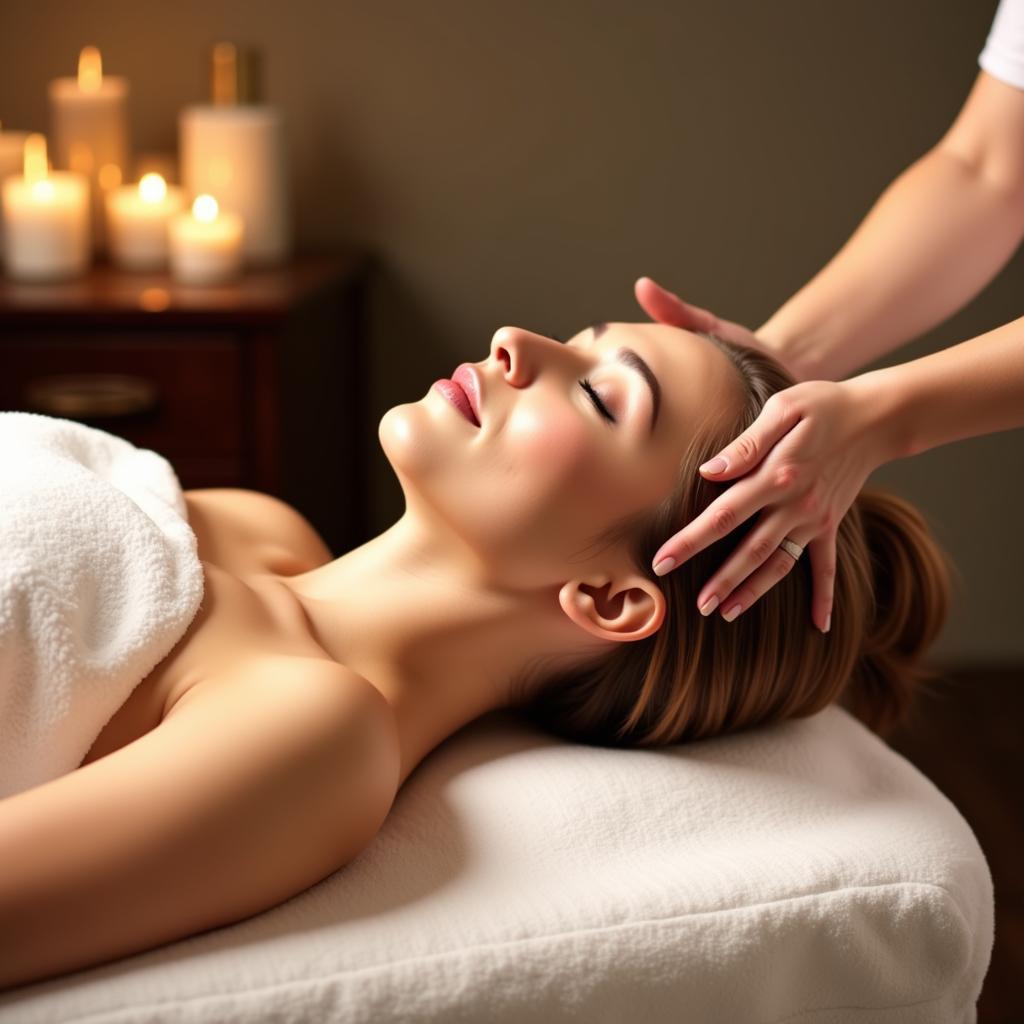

{"left": 853, "top": 315, "right": 1024, "bottom": 461}
{"left": 757, "top": 144, "right": 1024, "bottom": 382}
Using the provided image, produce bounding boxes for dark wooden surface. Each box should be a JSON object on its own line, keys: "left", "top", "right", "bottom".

{"left": 0, "top": 250, "right": 373, "bottom": 557}
{"left": 886, "top": 665, "right": 1024, "bottom": 1024}
{"left": 0, "top": 250, "right": 367, "bottom": 326}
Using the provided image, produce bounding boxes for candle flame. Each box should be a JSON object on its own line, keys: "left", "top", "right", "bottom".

{"left": 78, "top": 46, "right": 103, "bottom": 92}
{"left": 192, "top": 193, "right": 219, "bottom": 223}
{"left": 23, "top": 133, "right": 48, "bottom": 185}
{"left": 139, "top": 173, "right": 167, "bottom": 203}
{"left": 31, "top": 179, "right": 56, "bottom": 202}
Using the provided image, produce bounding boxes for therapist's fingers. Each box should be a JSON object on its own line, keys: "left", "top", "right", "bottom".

{"left": 635, "top": 276, "right": 761, "bottom": 350}
{"left": 635, "top": 276, "right": 719, "bottom": 333}
{"left": 806, "top": 530, "right": 837, "bottom": 634}
{"left": 651, "top": 472, "right": 766, "bottom": 574}
{"left": 695, "top": 515, "right": 837, "bottom": 634}
{"left": 696, "top": 390, "right": 801, "bottom": 483}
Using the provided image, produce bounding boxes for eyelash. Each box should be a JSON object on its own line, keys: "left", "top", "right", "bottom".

{"left": 579, "top": 378, "right": 616, "bottom": 423}
{"left": 546, "top": 330, "right": 616, "bottom": 425}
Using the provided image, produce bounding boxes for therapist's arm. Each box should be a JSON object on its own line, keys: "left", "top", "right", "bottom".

{"left": 759, "top": 71, "right": 1024, "bottom": 382}
{"left": 855, "top": 313, "right": 1024, "bottom": 461}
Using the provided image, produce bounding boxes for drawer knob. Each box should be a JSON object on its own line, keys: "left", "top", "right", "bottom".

{"left": 24, "top": 373, "right": 160, "bottom": 419}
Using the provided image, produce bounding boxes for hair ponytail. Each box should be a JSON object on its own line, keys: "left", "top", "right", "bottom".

{"left": 838, "top": 488, "right": 954, "bottom": 738}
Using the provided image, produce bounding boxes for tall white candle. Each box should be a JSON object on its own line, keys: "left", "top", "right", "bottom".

{"left": 106, "top": 172, "right": 185, "bottom": 271}
{"left": 180, "top": 104, "right": 290, "bottom": 266}
{"left": 168, "top": 193, "right": 244, "bottom": 285}
{"left": 1, "top": 133, "right": 90, "bottom": 281}
{"left": 48, "top": 45, "right": 130, "bottom": 254}
{"left": 0, "top": 121, "right": 30, "bottom": 261}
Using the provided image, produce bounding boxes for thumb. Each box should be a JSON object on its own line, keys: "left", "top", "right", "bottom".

{"left": 699, "top": 402, "right": 795, "bottom": 480}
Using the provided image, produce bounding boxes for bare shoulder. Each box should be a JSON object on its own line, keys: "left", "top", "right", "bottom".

{"left": 0, "top": 658, "right": 399, "bottom": 988}
{"left": 182, "top": 487, "right": 335, "bottom": 575}
{"left": 171, "top": 656, "right": 400, "bottom": 811}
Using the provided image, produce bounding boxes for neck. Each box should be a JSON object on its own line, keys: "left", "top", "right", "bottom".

{"left": 280, "top": 512, "right": 587, "bottom": 787}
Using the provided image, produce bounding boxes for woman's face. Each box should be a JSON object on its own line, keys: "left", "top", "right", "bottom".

{"left": 379, "top": 321, "right": 740, "bottom": 587}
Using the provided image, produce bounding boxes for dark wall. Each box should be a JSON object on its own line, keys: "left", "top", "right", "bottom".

{"left": 0, "top": 0, "right": 1015, "bottom": 664}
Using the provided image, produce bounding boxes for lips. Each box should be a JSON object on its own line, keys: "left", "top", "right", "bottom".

{"left": 432, "top": 377, "right": 480, "bottom": 427}
{"left": 452, "top": 365, "right": 482, "bottom": 425}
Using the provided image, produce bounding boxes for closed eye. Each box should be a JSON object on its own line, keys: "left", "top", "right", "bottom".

{"left": 579, "top": 378, "right": 616, "bottom": 423}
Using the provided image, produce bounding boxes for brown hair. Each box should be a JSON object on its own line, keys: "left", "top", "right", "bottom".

{"left": 510, "top": 331, "right": 954, "bottom": 747}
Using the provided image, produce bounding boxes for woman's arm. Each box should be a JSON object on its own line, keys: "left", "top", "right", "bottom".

{"left": 850, "top": 313, "right": 1024, "bottom": 461}
{"left": 758, "top": 71, "right": 1024, "bottom": 382}
{"left": 0, "top": 664, "right": 398, "bottom": 990}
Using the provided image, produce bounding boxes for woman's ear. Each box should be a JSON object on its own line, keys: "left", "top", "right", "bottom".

{"left": 558, "top": 572, "right": 665, "bottom": 643}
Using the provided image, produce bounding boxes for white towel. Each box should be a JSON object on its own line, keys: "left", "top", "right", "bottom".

{"left": 0, "top": 412, "right": 204, "bottom": 800}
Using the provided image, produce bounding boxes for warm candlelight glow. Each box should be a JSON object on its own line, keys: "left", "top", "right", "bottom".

{"left": 30, "top": 179, "right": 56, "bottom": 203}
{"left": 105, "top": 172, "right": 185, "bottom": 271}
{"left": 139, "top": 173, "right": 167, "bottom": 203}
{"left": 169, "top": 191, "right": 243, "bottom": 284}
{"left": 139, "top": 286, "right": 171, "bottom": 312}
{"left": 23, "top": 134, "right": 48, "bottom": 185}
{"left": 68, "top": 141, "right": 94, "bottom": 175}
{"left": 192, "top": 193, "right": 219, "bottom": 223}
{"left": 78, "top": 46, "right": 103, "bottom": 93}
{"left": 3, "top": 130, "right": 91, "bottom": 279}
{"left": 98, "top": 163, "right": 122, "bottom": 190}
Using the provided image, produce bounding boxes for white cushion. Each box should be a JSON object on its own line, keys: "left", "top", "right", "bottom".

{"left": 0, "top": 704, "right": 993, "bottom": 1023}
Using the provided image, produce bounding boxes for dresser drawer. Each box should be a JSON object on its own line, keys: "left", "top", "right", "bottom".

{"left": 0, "top": 331, "right": 244, "bottom": 457}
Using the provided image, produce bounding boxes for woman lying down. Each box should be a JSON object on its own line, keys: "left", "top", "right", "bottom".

{"left": 0, "top": 320, "right": 952, "bottom": 989}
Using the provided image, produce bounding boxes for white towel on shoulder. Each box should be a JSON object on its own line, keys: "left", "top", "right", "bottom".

{"left": 0, "top": 412, "right": 204, "bottom": 800}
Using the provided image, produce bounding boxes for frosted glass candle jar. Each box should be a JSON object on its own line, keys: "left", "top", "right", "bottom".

{"left": 168, "top": 193, "right": 244, "bottom": 285}
{"left": 106, "top": 173, "right": 185, "bottom": 270}
{"left": 48, "top": 46, "right": 130, "bottom": 254}
{"left": 2, "top": 133, "right": 90, "bottom": 282}
{"left": 180, "top": 104, "right": 290, "bottom": 265}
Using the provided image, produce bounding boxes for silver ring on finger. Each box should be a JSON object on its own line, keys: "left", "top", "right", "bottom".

{"left": 779, "top": 536, "right": 804, "bottom": 561}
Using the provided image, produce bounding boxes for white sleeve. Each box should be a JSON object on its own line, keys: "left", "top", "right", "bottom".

{"left": 979, "top": 0, "right": 1024, "bottom": 90}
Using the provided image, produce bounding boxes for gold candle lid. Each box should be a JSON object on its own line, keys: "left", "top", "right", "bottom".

{"left": 209, "top": 42, "right": 262, "bottom": 105}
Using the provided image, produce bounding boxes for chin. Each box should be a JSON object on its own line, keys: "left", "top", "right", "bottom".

{"left": 378, "top": 400, "right": 451, "bottom": 487}
{"left": 379, "top": 392, "right": 424, "bottom": 438}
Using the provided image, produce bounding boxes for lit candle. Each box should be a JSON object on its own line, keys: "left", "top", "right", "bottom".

{"left": 105, "top": 173, "right": 185, "bottom": 271}
{"left": 48, "top": 45, "right": 130, "bottom": 254}
{"left": 180, "top": 43, "right": 291, "bottom": 265}
{"left": 0, "top": 120, "right": 30, "bottom": 260}
{"left": 168, "top": 193, "right": 244, "bottom": 285}
{"left": 1, "top": 133, "right": 90, "bottom": 282}
{"left": 133, "top": 151, "right": 179, "bottom": 185}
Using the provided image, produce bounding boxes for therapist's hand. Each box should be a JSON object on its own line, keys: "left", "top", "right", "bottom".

{"left": 634, "top": 276, "right": 814, "bottom": 382}
{"left": 648, "top": 374, "right": 894, "bottom": 635}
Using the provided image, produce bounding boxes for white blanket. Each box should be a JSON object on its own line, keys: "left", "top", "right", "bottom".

{"left": 0, "top": 412, "right": 204, "bottom": 800}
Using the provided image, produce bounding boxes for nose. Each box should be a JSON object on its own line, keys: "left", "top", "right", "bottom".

{"left": 488, "top": 326, "right": 565, "bottom": 385}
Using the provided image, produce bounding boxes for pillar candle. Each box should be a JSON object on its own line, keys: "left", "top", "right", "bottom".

{"left": 1, "top": 133, "right": 90, "bottom": 281}
{"left": 168, "top": 193, "right": 244, "bottom": 285}
{"left": 0, "top": 122, "right": 30, "bottom": 260}
{"left": 180, "top": 104, "right": 290, "bottom": 265}
{"left": 48, "top": 45, "right": 130, "bottom": 254}
{"left": 106, "top": 173, "right": 185, "bottom": 271}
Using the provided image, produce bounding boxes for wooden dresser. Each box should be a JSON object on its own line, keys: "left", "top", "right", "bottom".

{"left": 0, "top": 250, "right": 371, "bottom": 557}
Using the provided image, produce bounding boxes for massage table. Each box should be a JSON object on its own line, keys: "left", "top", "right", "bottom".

{"left": 0, "top": 702, "right": 993, "bottom": 1023}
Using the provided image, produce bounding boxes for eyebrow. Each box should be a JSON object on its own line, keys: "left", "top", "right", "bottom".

{"left": 588, "top": 322, "right": 661, "bottom": 435}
